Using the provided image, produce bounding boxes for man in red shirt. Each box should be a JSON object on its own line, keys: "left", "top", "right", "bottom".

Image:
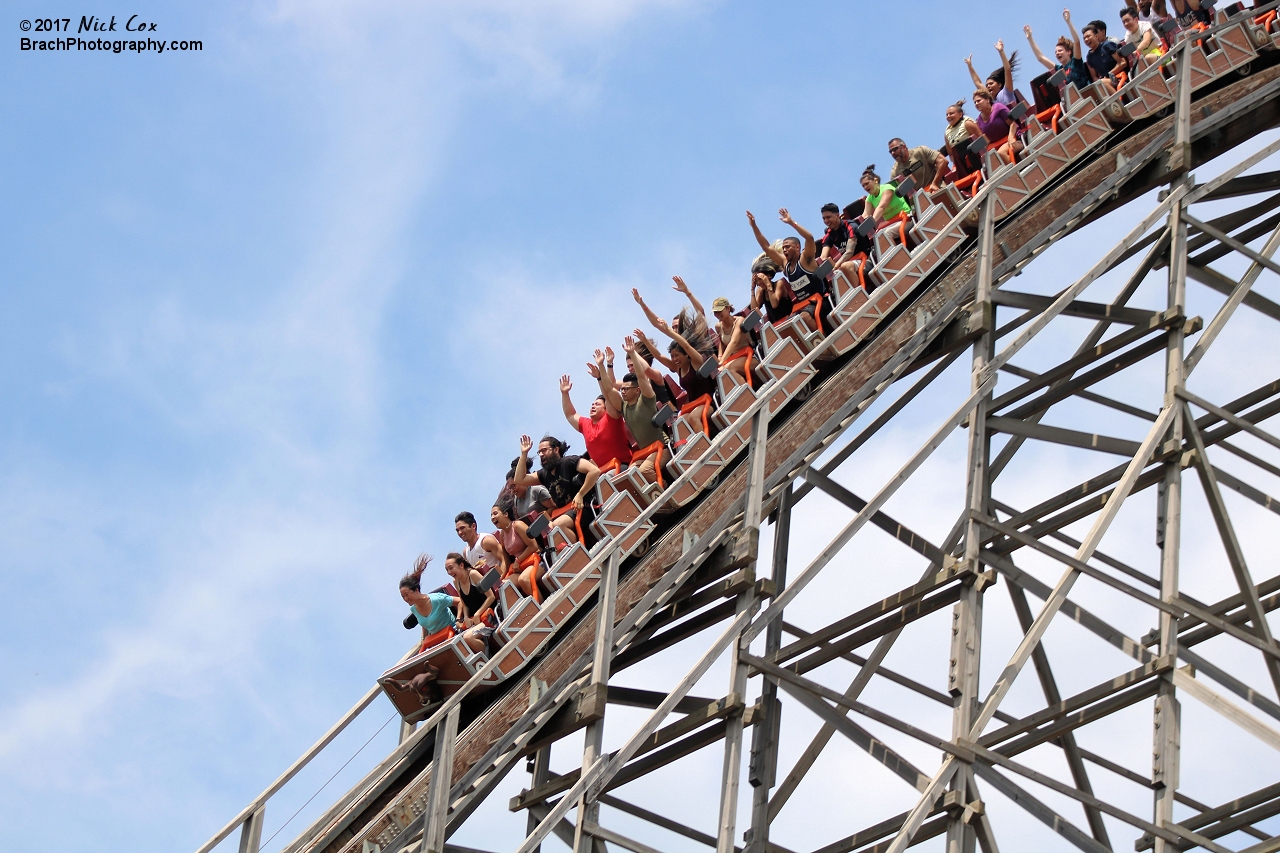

{"left": 560, "top": 350, "right": 633, "bottom": 467}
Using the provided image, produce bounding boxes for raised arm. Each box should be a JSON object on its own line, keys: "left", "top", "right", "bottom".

{"left": 559, "top": 375, "right": 581, "bottom": 432}
{"left": 779, "top": 208, "right": 817, "bottom": 267}
{"left": 630, "top": 287, "right": 666, "bottom": 332}
{"left": 604, "top": 346, "right": 617, "bottom": 385}
{"left": 747, "top": 211, "right": 787, "bottom": 267}
{"left": 1024, "top": 24, "right": 1055, "bottom": 69}
{"left": 633, "top": 328, "right": 675, "bottom": 371}
{"left": 964, "top": 53, "right": 985, "bottom": 90}
{"left": 623, "top": 336, "right": 656, "bottom": 398}
{"left": 591, "top": 349, "right": 623, "bottom": 415}
{"left": 653, "top": 317, "right": 705, "bottom": 371}
{"left": 1063, "top": 9, "right": 1082, "bottom": 59}
{"left": 671, "top": 277, "right": 708, "bottom": 325}
{"left": 997, "top": 40, "right": 1014, "bottom": 96}
{"left": 513, "top": 435, "right": 540, "bottom": 487}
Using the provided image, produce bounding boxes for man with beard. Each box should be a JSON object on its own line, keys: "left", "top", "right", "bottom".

{"left": 511, "top": 434, "right": 601, "bottom": 545}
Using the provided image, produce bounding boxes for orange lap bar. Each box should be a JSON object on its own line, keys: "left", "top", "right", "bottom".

{"left": 550, "top": 503, "right": 586, "bottom": 551}
{"left": 722, "top": 345, "right": 754, "bottom": 388}
{"left": 789, "top": 292, "right": 825, "bottom": 336}
{"left": 954, "top": 171, "right": 983, "bottom": 195}
{"left": 1035, "top": 105, "right": 1061, "bottom": 134}
{"left": 418, "top": 625, "right": 455, "bottom": 654}
{"left": 680, "top": 393, "right": 713, "bottom": 437}
{"left": 631, "top": 440, "right": 666, "bottom": 489}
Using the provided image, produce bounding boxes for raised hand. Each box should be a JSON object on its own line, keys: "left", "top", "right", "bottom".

{"left": 778, "top": 207, "right": 794, "bottom": 224}
{"left": 585, "top": 361, "right": 600, "bottom": 379}
{"left": 672, "top": 275, "right": 689, "bottom": 293}
{"left": 965, "top": 53, "right": 974, "bottom": 66}
{"left": 519, "top": 434, "right": 533, "bottom": 454}
{"left": 995, "top": 38, "right": 1005, "bottom": 53}
{"left": 593, "top": 348, "right": 607, "bottom": 366}
{"left": 604, "top": 345, "right": 615, "bottom": 363}
{"left": 1024, "top": 24, "right": 1033, "bottom": 38}
{"left": 653, "top": 317, "right": 673, "bottom": 336}
{"left": 631, "top": 287, "right": 645, "bottom": 305}
{"left": 622, "top": 335, "right": 636, "bottom": 353}
{"left": 559, "top": 374, "right": 573, "bottom": 393}
{"left": 746, "top": 210, "right": 757, "bottom": 226}
{"left": 1062, "top": 8, "right": 1071, "bottom": 22}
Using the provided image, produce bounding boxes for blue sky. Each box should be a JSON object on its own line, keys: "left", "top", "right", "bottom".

{"left": 5, "top": 2, "right": 1280, "bottom": 852}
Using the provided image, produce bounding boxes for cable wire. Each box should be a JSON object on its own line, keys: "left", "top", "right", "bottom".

{"left": 260, "top": 712, "right": 399, "bottom": 851}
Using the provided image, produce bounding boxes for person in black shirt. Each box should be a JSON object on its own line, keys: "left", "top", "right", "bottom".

{"left": 833, "top": 202, "right": 877, "bottom": 293}
{"left": 511, "top": 434, "right": 600, "bottom": 544}
{"left": 1081, "top": 20, "right": 1125, "bottom": 93}
{"left": 817, "top": 203, "right": 851, "bottom": 264}
{"left": 750, "top": 268, "right": 793, "bottom": 324}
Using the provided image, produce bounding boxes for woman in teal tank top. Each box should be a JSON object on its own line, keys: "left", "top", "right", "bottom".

{"left": 399, "top": 554, "right": 460, "bottom": 649}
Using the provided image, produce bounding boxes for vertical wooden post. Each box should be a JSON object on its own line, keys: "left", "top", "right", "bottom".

{"left": 716, "top": 412, "right": 768, "bottom": 853}
{"left": 573, "top": 548, "right": 620, "bottom": 853}
{"left": 948, "top": 197, "right": 995, "bottom": 853}
{"left": 237, "top": 806, "right": 265, "bottom": 853}
{"left": 746, "top": 484, "right": 791, "bottom": 853}
{"left": 1153, "top": 168, "right": 1189, "bottom": 852}
{"left": 422, "top": 703, "right": 460, "bottom": 853}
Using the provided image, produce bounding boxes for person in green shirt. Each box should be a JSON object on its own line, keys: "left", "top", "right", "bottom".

{"left": 860, "top": 165, "right": 912, "bottom": 231}
{"left": 604, "top": 335, "right": 666, "bottom": 484}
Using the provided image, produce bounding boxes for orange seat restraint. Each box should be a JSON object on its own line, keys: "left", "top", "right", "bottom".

{"left": 679, "top": 393, "right": 713, "bottom": 437}
{"left": 954, "top": 171, "right": 983, "bottom": 195}
{"left": 1034, "top": 105, "right": 1062, "bottom": 134}
{"left": 418, "top": 625, "right": 456, "bottom": 654}
{"left": 789, "top": 292, "right": 825, "bottom": 336}
{"left": 549, "top": 503, "right": 586, "bottom": 550}
{"left": 631, "top": 440, "right": 666, "bottom": 489}
{"left": 721, "top": 345, "right": 754, "bottom": 388}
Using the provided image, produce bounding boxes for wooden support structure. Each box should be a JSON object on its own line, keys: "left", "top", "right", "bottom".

{"left": 194, "top": 26, "right": 1280, "bottom": 853}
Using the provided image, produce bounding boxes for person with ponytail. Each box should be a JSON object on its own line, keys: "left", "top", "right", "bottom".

{"left": 399, "top": 554, "right": 461, "bottom": 651}
{"left": 443, "top": 552, "right": 495, "bottom": 652}
{"left": 490, "top": 499, "right": 540, "bottom": 597}
{"left": 510, "top": 433, "right": 600, "bottom": 544}
{"left": 860, "top": 166, "right": 911, "bottom": 230}
{"left": 966, "top": 41, "right": 1021, "bottom": 108}
{"left": 970, "top": 88, "right": 1024, "bottom": 165}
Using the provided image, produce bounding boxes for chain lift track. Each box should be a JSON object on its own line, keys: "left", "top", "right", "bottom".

{"left": 197, "top": 10, "right": 1280, "bottom": 853}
